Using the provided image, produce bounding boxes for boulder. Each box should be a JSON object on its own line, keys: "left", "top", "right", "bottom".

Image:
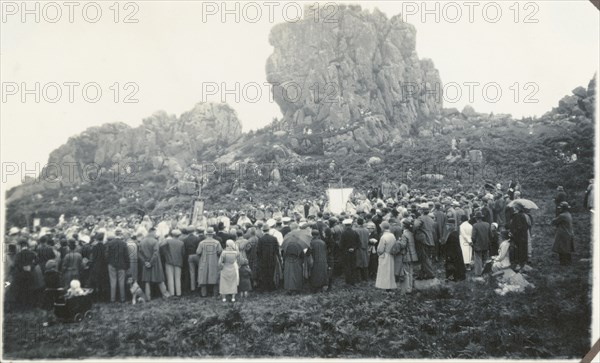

{"left": 367, "top": 156, "right": 383, "bottom": 166}
{"left": 572, "top": 86, "right": 587, "bottom": 98}
{"left": 266, "top": 5, "right": 442, "bottom": 146}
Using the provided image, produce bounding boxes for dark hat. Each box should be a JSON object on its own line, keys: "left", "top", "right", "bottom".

{"left": 558, "top": 201, "right": 570, "bottom": 210}
{"left": 475, "top": 211, "right": 484, "bottom": 219}
{"left": 311, "top": 229, "right": 320, "bottom": 237}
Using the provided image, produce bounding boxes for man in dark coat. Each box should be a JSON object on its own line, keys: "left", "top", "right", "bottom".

{"left": 89, "top": 233, "right": 109, "bottom": 301}
{"left": 216, "top": 223, "right": 232, "bottom": 249}
{"left": 13, "top": 239, "right": 38, "bottom": 308}
{"left": 552, "top": 201, "right": 575, "bottom": 265}
{"left": 308, "top": 229, "right": 328, "bottom": 291}
{"left": 509, "top": 205, "right": 529, "bottom": 271}
{"left": 353, "top": 218, "right": 370, "bottom": 282}
{"left": 445, "top": 229, "right": 465, "bottom": 281}
{"left": 432, "top": 203, "right": 447, "bottom": 261}
{"left": 413, "top": 205, "right": 436, "bottom": 280}
{"left": 339, "top": 219, "right": 360, "bottom": 285}
{"left": 105, "top": 229, "right": 130, "bottom": 303}
{"left": 183, "top": 226, "right": 202, "bottom": 292}
{"left": 37, "top": 235, "right": 56, "bottom": 274}
{"left": 555, "top": 186, "right": 568, "bottom": 216}
{"left": 471, "top": 211, "right": 491, "bottom": 276}
{"left": 256, "top": 224, "right": 281, "bottom": 292}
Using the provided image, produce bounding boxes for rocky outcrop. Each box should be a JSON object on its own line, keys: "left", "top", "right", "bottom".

{"left": 266, "top": 4, "right": 442, "bottom": 152}
{"left": 46, "top": 102, "right": 242, "bottom": 184}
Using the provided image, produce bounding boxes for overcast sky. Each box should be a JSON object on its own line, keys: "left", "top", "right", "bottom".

{"left": 1, "top": 1, "right": 599, "bottom": 189}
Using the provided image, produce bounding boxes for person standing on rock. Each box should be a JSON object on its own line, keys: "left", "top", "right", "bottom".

{"left": 552, "top": 202, "right": 575, "bottom": 266}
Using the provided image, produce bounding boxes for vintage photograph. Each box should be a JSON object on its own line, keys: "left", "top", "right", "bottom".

{"left": 1, "top": 0, "right": 599, "bottom": 360}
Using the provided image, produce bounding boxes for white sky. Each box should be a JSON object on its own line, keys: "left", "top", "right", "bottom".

{"left": 1, "top": 1, "right": 599, "bottom": 190}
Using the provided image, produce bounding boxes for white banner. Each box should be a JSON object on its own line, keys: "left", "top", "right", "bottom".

{"left": 327, "top": 188, "right": 354, "bottom": 215}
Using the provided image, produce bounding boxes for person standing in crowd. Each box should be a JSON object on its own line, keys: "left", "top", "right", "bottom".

{"left": 89, "top": 233, "right": 108, "bottom": 301}
{"left": 139, "top": 228, "right": 170, "bottom": 301}
{"left": 37, "top": 235, "right": 56, "bottom": 274}
{"left": 307, "top": 229, "right": 328, "bottom": 292}
{"left": 245, "top": 227, "right": 259, "bottom": 289}
{"left": 257, "top": 223, "right": 281, "bottom": 292}
{"left": 339, "top": 219, "right": 360, "bottom": 286}
{"left": 490, "top": 223, "right": 500, "bottom": 256}
{"left": 413, "top": 205, "right": 435, "bottom": 280}
{"left": 471, "top": 211, "right": 491, "bottom": 276}
{"left": 184, "top": 227, "right": 202, "bottom": 292}
{"left": 552, "top": 202, "right": 575, "bottom": 266}
{"left": 61, "top": 239, "right": 83, "bottom": 290}
{"left": 219, "top": 240, "right": 239, "bottom": 302}
{"left": 555, "top": 186, "right": 568, "bottom": 216}
{"left": 126, "top": 234, "right": 139, "bottom": 283}
{"left": 13, "top": 239, "right": 38, "bottom": 308}
{"left": 375, "top": 222, "right": 397, "bottom": 291}
{"left": 444, "top": 226, "right": 465, "bottom": 281}
{"left": 196, "top": 227, "right": 223, "bottom": 297}
{"left": 353, "top": 218, "right": 370, "bottom": 283}
{"left": 163, "top": 229, "right": 185, "bottom": 297}
{"left": 282, "top": 233, "right": 304, "bottom": 294}
{"left": 459, "top": 215, "right": 473, "bottom": 271}
{"left": 366, "top": 221, "right": 379, "bottom": 280}
{"left": 432, "top": 203, "right": 447, "bottom": 262}
{"left": 509, "top": 204, "right": 530, "bottom": 271}
{"left": 399, "top": 218, "right": 418, "bottom": 293}
{"left": 105, "top": 229, "right": 130, "bottom": 303}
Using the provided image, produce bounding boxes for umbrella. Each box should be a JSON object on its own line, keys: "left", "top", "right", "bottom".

{"left": 281, "top": 229, "right": 312, "bottom": 251}
{"left": 507, "top": 199, "right": 539, "bottom": 210}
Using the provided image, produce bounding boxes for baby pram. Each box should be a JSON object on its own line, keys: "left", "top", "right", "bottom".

{"left": 53, "top": 288, "right": 94, "bottom": 323}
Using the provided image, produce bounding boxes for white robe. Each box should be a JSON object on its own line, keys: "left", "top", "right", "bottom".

{"left": 459, "top": 221, "right": 473, "bottom": 265}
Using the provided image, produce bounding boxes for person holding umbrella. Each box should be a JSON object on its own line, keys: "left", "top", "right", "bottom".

{"left": 552, "top": 202, "right": 575, "bottom": 266}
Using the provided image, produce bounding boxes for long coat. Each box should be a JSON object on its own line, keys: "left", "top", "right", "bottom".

{"left": 245, "top": 236, "right": 259, "bottom": 281}
{"left": 471, "top": 221, "right": 491, "bottom": 252}
{"left": 219, "top": 249, "right": 239, "bottom": 294}
{"left": 552, "top": 211, "right": 575, "bottom": 254}
{"left": 283, "top": 240, "right": 304, "bottom": 291}
{"left": 375, "top": 232, "right": 397, "bottom": 290}
{"left": 308, "top": 238, "right": 328, "bottom": 288}
{"left": 510, "top": 212, "right": 529, "bottom": 265}
{"left": 353, "top": 226, "right": 370, "bottom": 268}
{"left": 196, "top": 237, "right": 223, "bottom": 285}
{"left": 256, "top": 234, "right": 280, "bottom": 291}
{"left": 400, "top": 230, "right": 418, "bottom": 263}
{"left": 139, "top": 236, "right": 165, "bottom": 283}
{"left": 445, "top": 231, "right": 465, "bottom": 281}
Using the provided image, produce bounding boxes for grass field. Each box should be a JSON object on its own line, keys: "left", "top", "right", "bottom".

{"left": 2, "top": 200, "right": 594, "bottom": 359}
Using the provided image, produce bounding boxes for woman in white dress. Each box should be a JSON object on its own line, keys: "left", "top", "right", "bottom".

{"left": 375, "top": 222, "right": 397, "bottom": 291}
{"left": 219, "top": 240, "right": 240, "bottom": 302}
{"left": 458, "top": 215, "right": 473, "bottom": 270}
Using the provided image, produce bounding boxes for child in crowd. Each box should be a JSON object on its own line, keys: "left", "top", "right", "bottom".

{"left": 238, "top": 258, "right": 252, "bottom": 298}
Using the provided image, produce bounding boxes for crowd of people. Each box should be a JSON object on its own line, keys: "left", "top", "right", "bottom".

{"left": 3, "top": 180, "right": 577, "bottom": 321}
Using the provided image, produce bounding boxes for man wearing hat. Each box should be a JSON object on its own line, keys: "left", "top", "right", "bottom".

{"left": 339, "top": 218, "right": 360, "bottom": 286}
{"left": 256, "top": 223, "right": 281, "bottom": 291}
{"left": 196, "top": 227, "right": 223, "bottom": 297}
{"left": 280, "top": 217, "right": 292, "bottom": 237}
{"left": 162, "top": 229, "right": 185, "bottom": 297}
{"left": 471, "top": 211, "right": 491, "bottom": 276}
{"left": 105, "top": 228, "right": 130, "bottom": 303}
{"left": 552, "top": 201, "right": 575, "bottom": 265}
